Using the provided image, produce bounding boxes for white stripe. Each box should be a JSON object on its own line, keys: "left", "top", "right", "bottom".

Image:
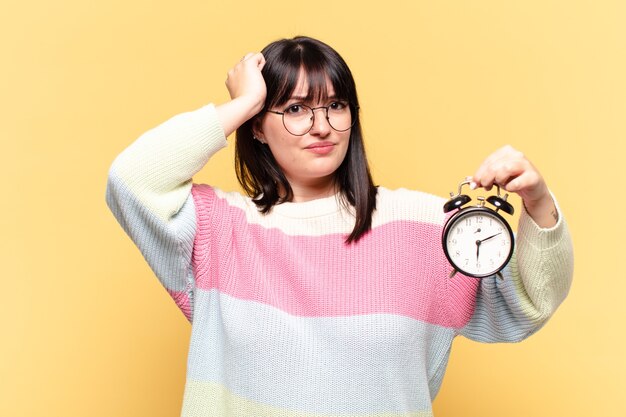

{"left": 209, "top": 187, "right": 446, "bottom": 237}
{"left": 185, "top": 289, "right": 454, "bottom": 414}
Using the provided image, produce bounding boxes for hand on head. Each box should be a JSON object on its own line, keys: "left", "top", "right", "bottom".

{"left": 216, "top": 52, "right": 267, "bottom": 137}
{"left": 225, "top": 52, "right": 267, "bottom": 114}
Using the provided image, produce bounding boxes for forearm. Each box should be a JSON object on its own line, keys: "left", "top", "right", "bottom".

{"left": 459, "top": 198, "right": 574, "bottom": 342}
{"left": 515, "top": 199, "right": 574, "bottom": 320}
{"left": 216, "top": 96, "right": 264, "bottom": 138}
{"left": 105, "top": 104, "right": 228, "bottom": 322}
{"left": 106, "top": 104, "right": 227, "bottom": 221}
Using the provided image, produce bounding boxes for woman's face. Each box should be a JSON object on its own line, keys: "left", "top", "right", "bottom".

{"left": 255, "top": 73, "right": 351, "bottom": 194}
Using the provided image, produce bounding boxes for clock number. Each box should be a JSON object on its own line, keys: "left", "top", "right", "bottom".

{"left": 465, "top": 218, "right": 472, "bottom": 226}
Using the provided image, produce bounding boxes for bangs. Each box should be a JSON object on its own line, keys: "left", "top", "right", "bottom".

{"left": 264, "top": 48, "right": 352, "bottom": 110}
{"left": 236, "top": 36, "right": 374, "bottom": 243}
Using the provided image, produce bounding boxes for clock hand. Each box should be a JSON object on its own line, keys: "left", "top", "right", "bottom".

{"left": 479, "top": 232, "right": 502, "bottom": 243}
{"left": 476, "top": 240, "right": 481, "bottom": 259}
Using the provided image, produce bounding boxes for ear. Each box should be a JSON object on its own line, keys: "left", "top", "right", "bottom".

{"left": 252, "top": 118, "right": 267, "bottom": 144}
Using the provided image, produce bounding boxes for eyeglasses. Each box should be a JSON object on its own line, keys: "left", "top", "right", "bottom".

{"left": 266, "top": 101, "right": 358, "bottom": 136}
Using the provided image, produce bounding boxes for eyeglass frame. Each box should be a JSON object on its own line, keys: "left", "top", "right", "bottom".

{"left": 265, "top": 102, "right": 360, "bottom": 136}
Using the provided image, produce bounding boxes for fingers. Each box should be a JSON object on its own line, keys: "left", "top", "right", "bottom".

{"left": 471, "top": 145, "right": 551, "bottom": 208}
{"left": 469, "top": 145, "right": 555, "bottom": 226}
{"left": 238, "top": 52, "right": 266, "bottom": 69}
{"left": 504, "top": 170, "right": 541, "bottom": 193}
{"left": 225, "top": 51, "right": 267, "bottom": 102}
{"left": 471, "top": 145, "right": 526, "bottom": 191}
{"left": 240, "top": 52, "right": 255, "bottom": 62}
{"left": 227, "top": 52, "right": 265, "bottom": 81}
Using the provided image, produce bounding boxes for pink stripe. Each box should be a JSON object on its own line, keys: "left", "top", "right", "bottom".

{"left": 167, "top": 289, "right": 192, "bottom": 322}
{"left": 191, "top": 185, "right": 479, "bottom": 329}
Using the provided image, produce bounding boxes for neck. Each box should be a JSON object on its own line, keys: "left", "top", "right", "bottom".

{"left": 285, "top": 176, "right": 338, "bottom": 202}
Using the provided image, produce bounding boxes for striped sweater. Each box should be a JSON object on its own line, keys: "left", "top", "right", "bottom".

{"left": 106, "top": 104, "right": 574, "bottom": 417}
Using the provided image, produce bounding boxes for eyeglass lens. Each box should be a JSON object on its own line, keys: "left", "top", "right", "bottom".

{"left": 282, "top": 102, "right": 354, "bottom": 135}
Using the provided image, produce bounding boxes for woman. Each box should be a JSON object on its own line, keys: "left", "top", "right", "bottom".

{"left": 106, "top": 36, "right": 573, "bottom": 416}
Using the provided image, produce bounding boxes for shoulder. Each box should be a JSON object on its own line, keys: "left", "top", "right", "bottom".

{"left": 191, "top": 184, "right": 258, "bottom": 216}
{"left": 374, "top": 186, "right": 448, "bottom": 227}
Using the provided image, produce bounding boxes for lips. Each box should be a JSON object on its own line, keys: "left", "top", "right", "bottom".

{"left": 305, "top": 141, "right": 335, "bottom": 149}
{"left": 305, "top": 141, "right": 336, "bottom": 155}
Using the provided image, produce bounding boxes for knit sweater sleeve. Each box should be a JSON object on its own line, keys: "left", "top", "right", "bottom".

{"left": 456, "top": 197, "right": 574, "bottom": 342}
{"left": 105, "top": 104, "right": 227, "bottom": 322}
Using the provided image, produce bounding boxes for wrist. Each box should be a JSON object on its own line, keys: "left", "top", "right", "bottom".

{"left": 234, "top": 95, "right": 264, "bottom": 119}
{"left": 216, "top": 96, "right": 264, "bottom": 138}
{"left": 524, "top": 193, "right": 558, "bottom": 228}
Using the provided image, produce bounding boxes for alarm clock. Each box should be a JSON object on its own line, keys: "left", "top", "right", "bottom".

{"left": 442, "top": 179, "right": 515, "bottom": 279}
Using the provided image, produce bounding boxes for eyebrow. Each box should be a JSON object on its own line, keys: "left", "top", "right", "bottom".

{"left": 289, "top": 94, "right": 338, "bottom": 101}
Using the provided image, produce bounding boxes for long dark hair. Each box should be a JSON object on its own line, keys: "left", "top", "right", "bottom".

{"left": 235, "top": 36, "right": 377, "bottom": 243}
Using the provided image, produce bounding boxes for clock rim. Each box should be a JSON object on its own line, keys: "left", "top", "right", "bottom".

{"left": 442, "top": 206, "right": 515, "bottom": 279}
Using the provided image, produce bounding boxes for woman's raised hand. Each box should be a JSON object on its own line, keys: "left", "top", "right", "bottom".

{"left": 470, "top": 145, "right": 559, "bottom": 228}
{"left": 217, "top": 52, "right": 267, "bottom": 137}
{"left": 226, "top": 52, "right": 267, "bottom": 110}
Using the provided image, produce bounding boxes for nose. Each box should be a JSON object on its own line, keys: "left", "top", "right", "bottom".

{"left": 309, "top": 107, "right": 331, "bottom": 136}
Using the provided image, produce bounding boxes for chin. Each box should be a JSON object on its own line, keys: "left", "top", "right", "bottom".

{"left": 308, "top": 161, "right": 343, "bottom": 178}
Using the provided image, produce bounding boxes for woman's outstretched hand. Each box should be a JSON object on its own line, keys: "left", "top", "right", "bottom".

{"left": 471, "top": 145, "right": 559, "bottom": 228}
{"left": 217, "top": 52, "right": 266, "bottom": 137}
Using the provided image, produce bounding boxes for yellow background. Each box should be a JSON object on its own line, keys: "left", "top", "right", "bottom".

{"left": 2, "top": 1, "right": 624, "bottom": 416}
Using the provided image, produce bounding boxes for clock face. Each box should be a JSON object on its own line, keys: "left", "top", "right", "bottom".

{"left": 443, "top": 207, "right": 514, "bottom": 278}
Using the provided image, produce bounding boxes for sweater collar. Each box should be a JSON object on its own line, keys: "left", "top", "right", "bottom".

{"left": 271, "top": 193, "right": 344, "bottom": 219}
